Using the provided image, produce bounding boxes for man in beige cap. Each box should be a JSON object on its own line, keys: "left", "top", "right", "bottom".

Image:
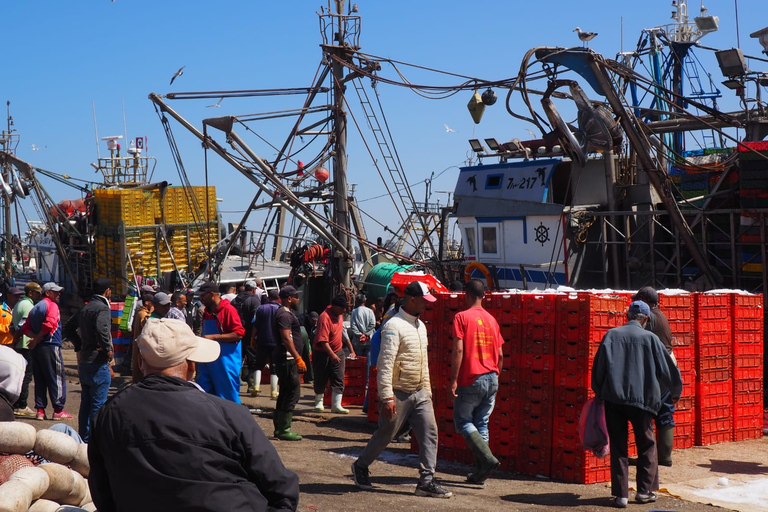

{"left": 89, "top": 318, "right": 299, "bottom": 512}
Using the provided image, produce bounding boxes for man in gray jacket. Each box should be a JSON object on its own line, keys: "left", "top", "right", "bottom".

{"left": 591, "top": 300, "right": 682, "bottom": 508}
{"left": 351, "top": 281, "right": 451, "bottom": 499}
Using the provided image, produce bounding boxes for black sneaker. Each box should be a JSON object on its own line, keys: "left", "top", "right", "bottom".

{"left": 635, "top": 491, "right": 657, "bottom": 504}
{"left": 415, "top": 480, "right": 452, "bottom": 498}
{"left": 351, "top": 462, "right": 372, "bottom": 490}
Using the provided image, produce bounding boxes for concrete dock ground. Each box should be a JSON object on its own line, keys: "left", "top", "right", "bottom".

{"left": 20, "top": 346, "right": 767, "bottom": 512}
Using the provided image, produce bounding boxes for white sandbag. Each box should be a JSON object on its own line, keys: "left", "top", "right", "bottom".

{"left": 0, "top": 423, "right": 36, "bottom": 455}
{"left": 59, "top": 471, "right": 87, "bottom": 506}
{"left": 27, "top": 499, "right": 60, "bottom": 512}
{"left": 34, "top": 431, "right": 79, "bottom": 466}
{"left": 39, "top": 464, "right": 74, "bottom": 502}
{"left": 0, "top": 480, "right": 33, "bottom": 512}
{"left": 78, "top": 483, "right": 92, "bottom": 507}
{"left": 8, "top": 466, "right": 48, "bottom": 500}
{"left": 68, "top": 444, "right": 89, "bottom": 478}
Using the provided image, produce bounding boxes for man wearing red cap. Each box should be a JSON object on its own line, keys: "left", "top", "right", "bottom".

{"left": 352, "top": 281, "right": 452, "bottom": 498}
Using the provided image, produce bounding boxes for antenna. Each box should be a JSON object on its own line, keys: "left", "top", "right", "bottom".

{"left": 122, "top": 94, "right": 128, "bottom": 147}
{"left": 92, "top": 100, "right": 100, "bottom": 160}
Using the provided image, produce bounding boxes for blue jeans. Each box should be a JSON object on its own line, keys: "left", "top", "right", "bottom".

{"left": 78, "top": 362, "right": 111, "bottom": 443}
{"left": 453, "top": 372, "right": 498, "bottom": 443}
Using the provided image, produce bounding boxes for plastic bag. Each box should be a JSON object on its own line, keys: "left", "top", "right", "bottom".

{"left": 579, "top": 397, "right": 610, "bottom": 458}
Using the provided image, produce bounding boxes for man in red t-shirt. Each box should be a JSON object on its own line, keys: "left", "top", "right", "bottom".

{"left": 448, "top": 279, "right": 504, "bottom": 484}
{"left": 312, "top": 294, "right": 356, "bottom": 413}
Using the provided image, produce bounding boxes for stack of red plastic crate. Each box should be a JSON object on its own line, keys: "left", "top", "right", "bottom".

{"left": 487, "top": 292, "right": 522, "bottom": 472}
{"left": 731, "top": 293, "right": 764, "bottom": 441}
{"left": 658, "top": 292, "right": 696, "bottom": 449}
{"left": 517, "top": 294, "right": 556, "bottom": 477}
{"left": 550, "top": 292, "right": 625, "bottom": 483}
{"left": 323, "top": 356, "right": 367, "bottom": 406}
{"left": 694, "top": 293, "right": 733, "bottom": 446}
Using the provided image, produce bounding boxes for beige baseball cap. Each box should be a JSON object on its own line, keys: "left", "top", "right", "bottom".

{"left": 137, "top": 318, "right": 220, "bottom": 369}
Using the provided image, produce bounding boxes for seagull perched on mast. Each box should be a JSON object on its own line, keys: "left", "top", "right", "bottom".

{"left": 169, "top": 66, "right": 185, "bottom": 85}
{"left": 574, "top": 27, "right": 597, "bottom": 47}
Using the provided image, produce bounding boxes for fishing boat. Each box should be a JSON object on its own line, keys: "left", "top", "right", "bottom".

{"left": 455, "top": 0, "right": 768, "bottom": 295}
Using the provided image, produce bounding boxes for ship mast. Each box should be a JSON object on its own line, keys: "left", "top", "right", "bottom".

{"left": 323, "top": 0, "right": 357, "bottom": 289}
{"left": 0, "top": 103, "right": 17, "bottom": 277}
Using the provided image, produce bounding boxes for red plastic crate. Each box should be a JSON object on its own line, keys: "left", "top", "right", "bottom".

{"left": 670, "top": 320, "right": 695, "bottom": 335}
{"left": 673, "top": 422, "right": 695, "bottom": 449}
{"left": 733, "top": 340, "right": 763, "bottom": 354}
{"left": 556, "top": 355, "right": 592, "bottom": 374}
{"left": 554, "top": 371, "right": 590, "bottom": 390}
{"left": 661, "top": 306, "right": 693, "bottom": 321}
{"left": 733, "top": 428, "right": 763, "bottom": 442}
{"left": 734, "top": 379, "right": 762, "bottom": 394}
{"left": 697, "top": 293, "right": 732, "bottom": 308}
{"left": 554, "top": 386, "right": 592, "bottom": 408}
{"left": 733, "top": 403, "right": 763, "bottom": 429}
{"left": 697, "top": 327, "right": 731, "bottom": 341}
{"left": 734, "top": 319, "right": 762, "bottom": 331}
{"left": 676, "top": 395, "right": 695, "bottom": 412}
{"left": 698, "top": 379, "right": 733, "bottom": 398}
{"left": 673, "top": 333, "right": 694, "bottom": 346}
{"left": 553, "top": 464, "right": 612, "bottom": 484}
{"left": 697, "top": 418, "right": 732, "bottom": 446}
{"left": 675, "top": 345, "right": 695, "bottom": 373}
{"left": 659, "top": 293, "right": 694, "bottom": 308}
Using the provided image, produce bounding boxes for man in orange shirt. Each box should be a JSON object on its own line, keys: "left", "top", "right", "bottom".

{"left": 448, "top": 279, "right": 504, "bottom": 484}
{"left": 312, "top": 294, "right": 356, "bottom": 413}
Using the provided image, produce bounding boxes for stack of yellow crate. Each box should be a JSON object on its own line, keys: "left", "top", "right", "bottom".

{"left": 92, "top": 186, "right": 218, "bottom": 295}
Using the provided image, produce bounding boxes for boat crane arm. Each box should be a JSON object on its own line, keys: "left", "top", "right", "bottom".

{"left": 148, "top": 93, "right": 352, "bottom": 261}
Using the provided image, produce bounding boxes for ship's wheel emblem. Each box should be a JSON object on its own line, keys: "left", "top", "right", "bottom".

{"left": 534, "top": 222, "right": 550, "bottom": 246}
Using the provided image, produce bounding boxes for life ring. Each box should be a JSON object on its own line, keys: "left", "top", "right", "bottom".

{"left": 464, "top": 262, "right": 493, "bottom": 288}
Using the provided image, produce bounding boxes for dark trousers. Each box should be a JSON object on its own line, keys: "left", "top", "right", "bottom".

{"left": 605, "top": 401, "right": 659, "bottom": 498}
{"left": 31, "top": 344, "right": 67, "bottom": 411}
{"left": 253, "top": 345, "right": 275, "bottom": 370}
{"left": 274, "top": 357, "right": 301, "bottom": 413}
{"left": 655, "top": 389, "right": 676, "bottom": 428}
{"left": 12, "top": 347, "right": 33, "bottom": 409}
{"left": 312, "top": 349, "right": 345, "bottom": 395}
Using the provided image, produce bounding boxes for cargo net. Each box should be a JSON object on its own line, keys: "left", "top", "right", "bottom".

{"left": 0, "top": 454, "right": 34, "bottom": 484}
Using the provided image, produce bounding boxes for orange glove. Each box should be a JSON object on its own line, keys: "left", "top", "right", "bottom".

{"left": 296, "top": 356, "right": 307, "bottom": 374}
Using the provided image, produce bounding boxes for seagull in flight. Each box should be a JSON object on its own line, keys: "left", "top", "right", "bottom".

{"left": 444, "top": 124, "right": 457, "bottom": 133}
{"left": 206, "top": 97, "right": 223, "bottom": 108}
{"left": 31, "top": 144, "right": 46, "bottom": 151}
{"left": 574, "top": 27, "right": 597, "bottom": 47}
{"left": 170, "top": 66, "right": 185, "bottom": 85}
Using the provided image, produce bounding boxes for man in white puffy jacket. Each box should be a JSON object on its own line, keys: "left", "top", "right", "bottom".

{"left": 351, "top": 281, "right": 452, "bottom": 499}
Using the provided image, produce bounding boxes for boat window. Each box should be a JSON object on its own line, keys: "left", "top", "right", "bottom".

{"left": 485, "top": 174, "right": 503, "bottom": 189}
{"left": 481, "top": 226, "right": 497, "bottom": 254}
{"left": 465, "top": 227, "right": 476, "bottom": 255}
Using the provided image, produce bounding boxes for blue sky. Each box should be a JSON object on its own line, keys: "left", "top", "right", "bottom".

{"left": 3, "top": 0, "right": 765, "bottom": 250}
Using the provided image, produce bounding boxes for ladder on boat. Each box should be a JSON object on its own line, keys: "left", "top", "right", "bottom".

{"left": 350, "top": 78, "right": 437, "bottom": 257}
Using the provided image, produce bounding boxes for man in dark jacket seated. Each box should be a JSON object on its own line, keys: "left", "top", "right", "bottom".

{"left": 591, "top": 301, "right": 682, "bottom": 509}
{"left": 89, "top": 318, "right": 299, "bottom": 512}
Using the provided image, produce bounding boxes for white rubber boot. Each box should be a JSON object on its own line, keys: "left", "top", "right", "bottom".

{"left": 251, "top": 370, "right": 262, "bottom": 396}
{"left": 314, "top": 394, "right": 325, "bottom": 412}
{"left": 270, "top": 374, "right": 279, "bottom": 399}
{"left": 332, "top": 392, "right": 349, "bottom": 414}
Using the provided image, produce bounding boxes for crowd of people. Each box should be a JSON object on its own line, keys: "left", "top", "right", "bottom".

{"left": 0, "top": 275, "right": 683, "bottom": 509}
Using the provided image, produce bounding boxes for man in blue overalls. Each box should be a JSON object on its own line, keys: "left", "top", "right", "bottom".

{"left": 196, "top": 281, "right": 245, "bottom": 403}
